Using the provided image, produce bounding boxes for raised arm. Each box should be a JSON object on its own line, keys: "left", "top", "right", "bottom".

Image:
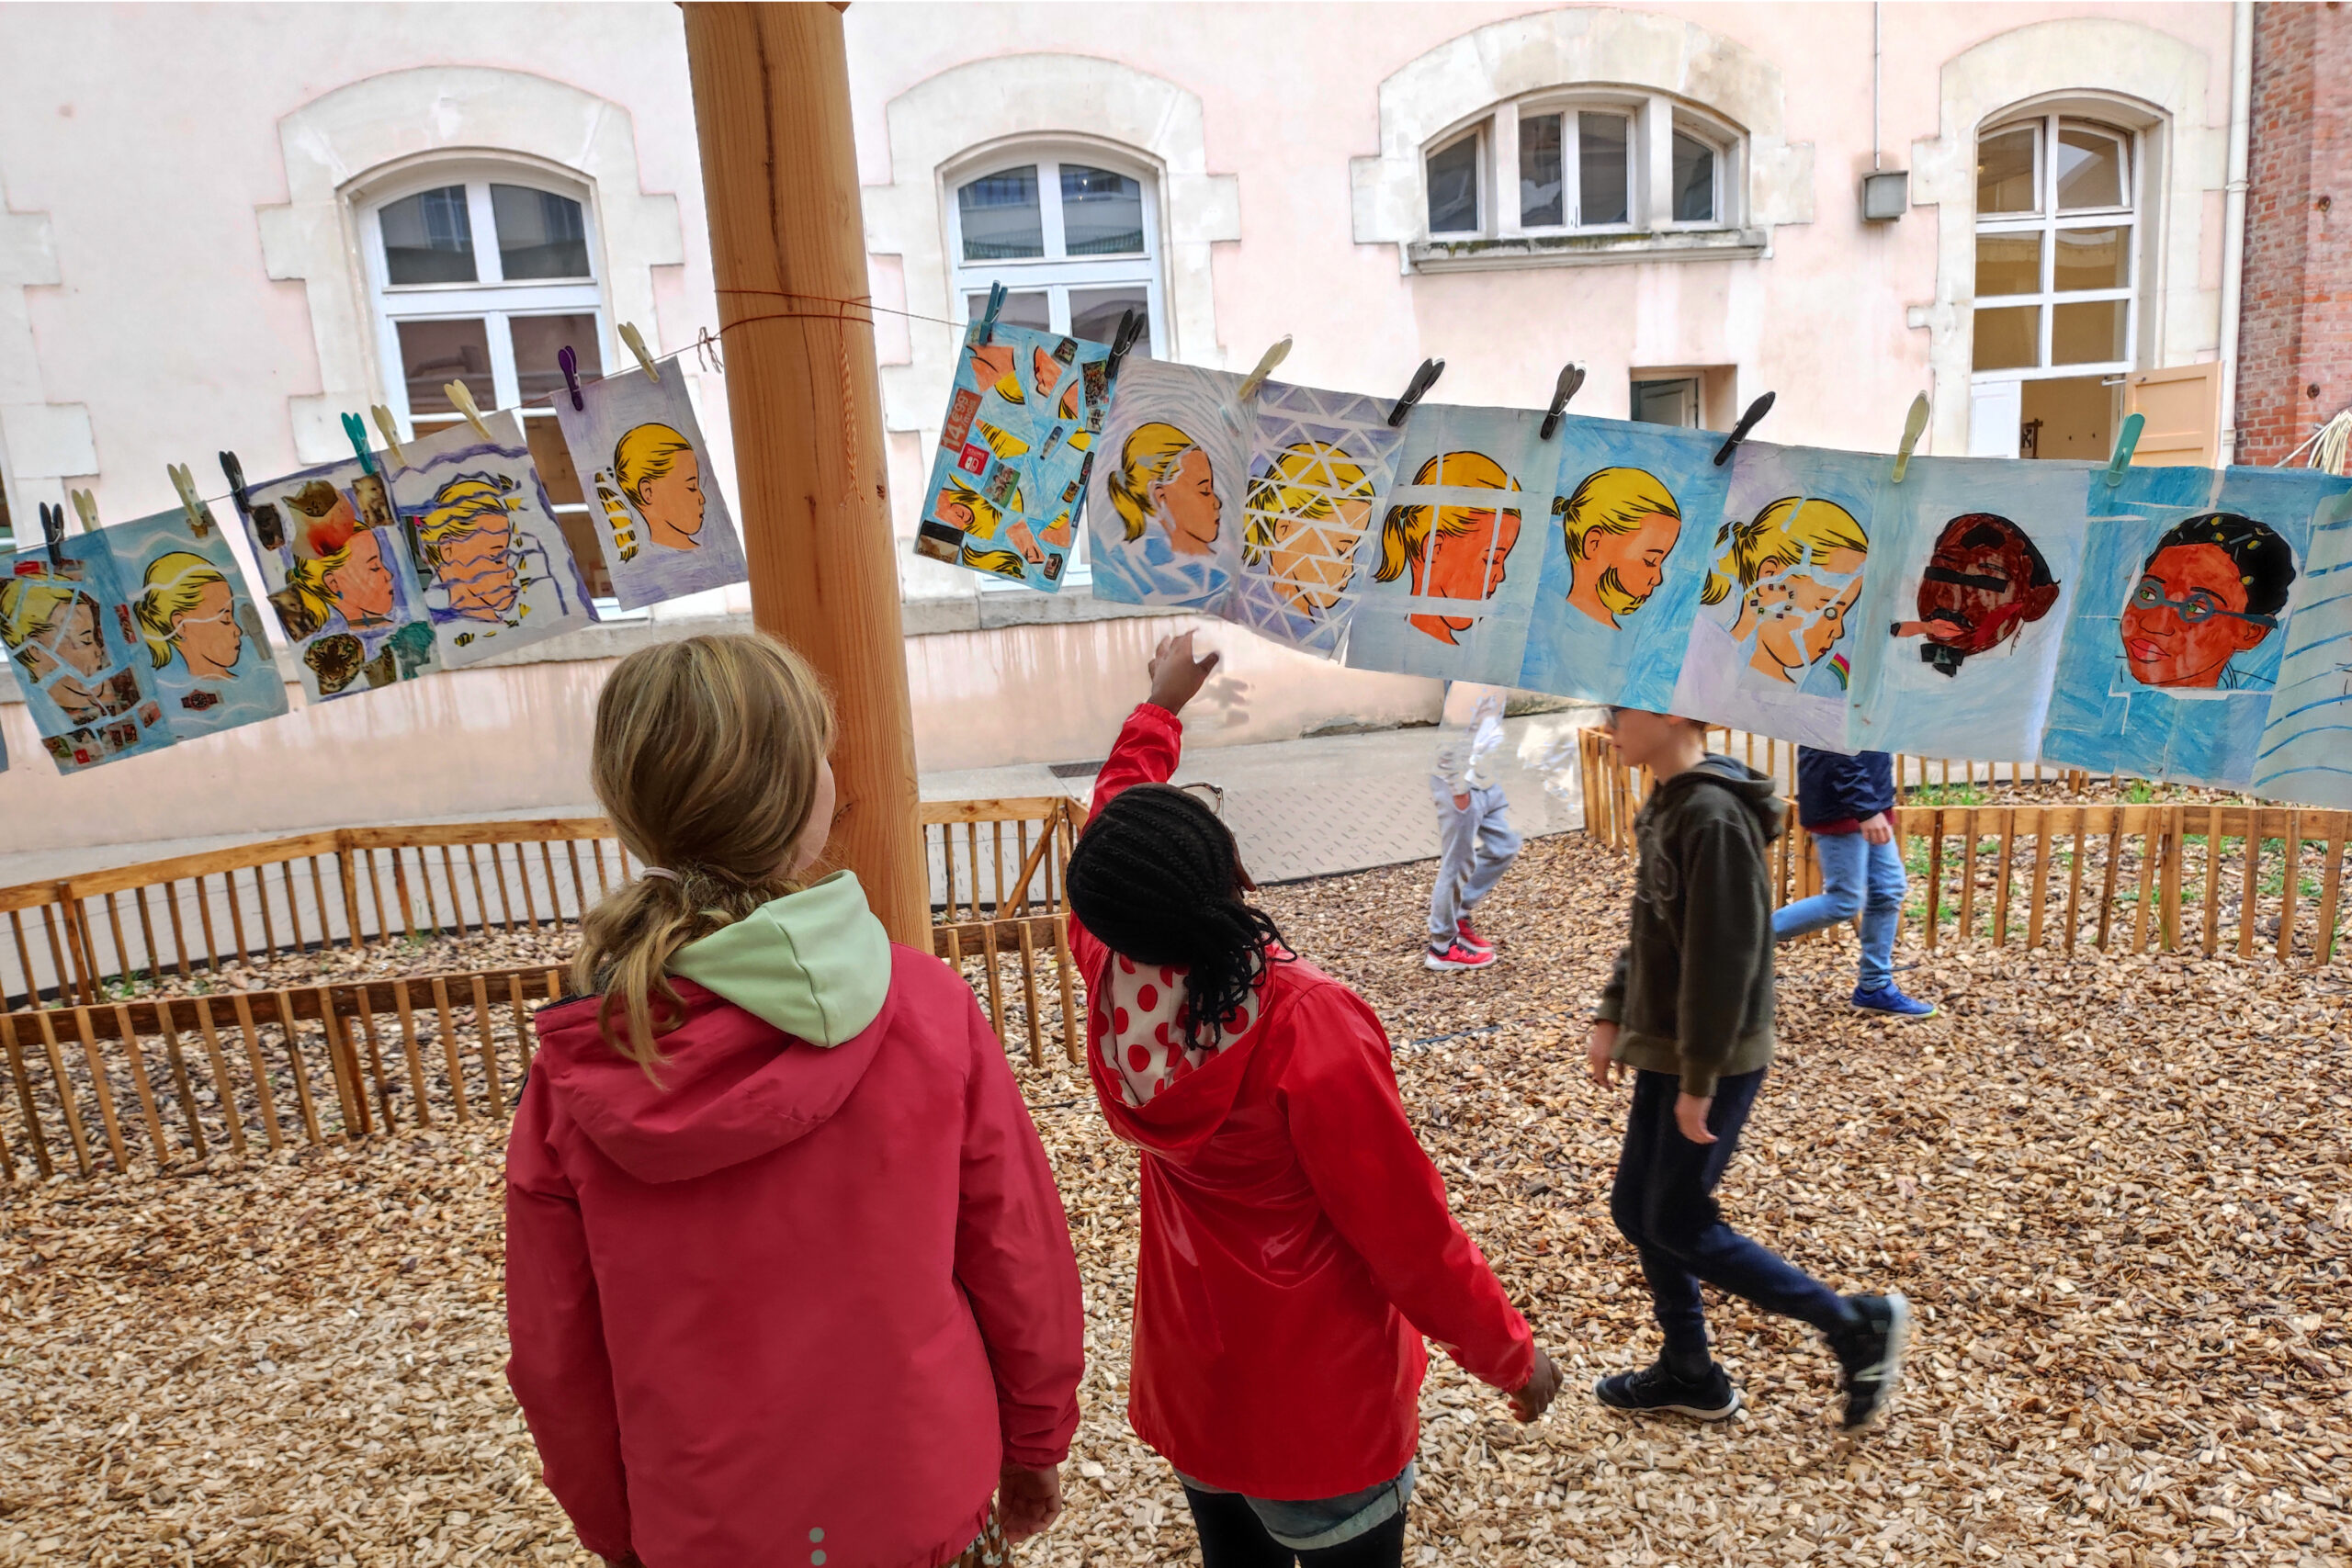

{"left": 1072, "top": 633, "right": 1219, "bottom": 974}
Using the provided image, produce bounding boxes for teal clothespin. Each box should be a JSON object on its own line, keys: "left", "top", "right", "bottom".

{"left": 1891, "top": 393, "right": 1929, "bottom": 483}
{"left": 2103, "top": 412, "right": 2145, "bottom": 488}
{"left": 977, "top": 281, "right": 1006, "bottom": 345}
{"left": 340, "top": 412, "right": 377, "bottom": 476}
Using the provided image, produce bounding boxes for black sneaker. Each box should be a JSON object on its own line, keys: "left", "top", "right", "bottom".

{"left": 1592, "top": 1359, "right": 1743, "bottom": 1421}
{"left": 1828, "top": 1292, "right": 1912, "bottom": 1432}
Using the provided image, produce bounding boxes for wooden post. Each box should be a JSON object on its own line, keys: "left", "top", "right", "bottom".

{"left": 682, "top": 3, "right": 932, "bottom": 949}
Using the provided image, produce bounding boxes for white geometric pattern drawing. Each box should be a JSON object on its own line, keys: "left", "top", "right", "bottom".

{"left": 1229, "top": 380, "right": 1408, "bottom": 657}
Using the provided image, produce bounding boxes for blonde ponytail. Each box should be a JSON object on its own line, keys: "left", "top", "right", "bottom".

{"left": 572, "top": 634, "right": 835, "bottom": 1076}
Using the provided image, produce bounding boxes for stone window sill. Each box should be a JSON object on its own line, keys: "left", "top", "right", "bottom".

{"left": 1408, "top": 227, "right": 1768, "bottom": 273}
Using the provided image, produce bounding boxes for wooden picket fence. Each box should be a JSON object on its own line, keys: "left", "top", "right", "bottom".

{"left": 1576, "top": 727, "right": 2351, "bottom": 964}
{"left": 0, "top": 798, "right": 1086, "bottom": 1179}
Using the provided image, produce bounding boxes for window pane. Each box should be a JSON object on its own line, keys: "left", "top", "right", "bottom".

{"left": 1977, "top": 126, "right": 2038, "bottom": 215}
{"left": 1578, "top": 113, "right": 1630, "bottom": 225}
{"left": 1973, "top": 305, "right": 2041, "bottom": 371}
{"left": 1519, "top": 115, "right": 1564, "bottom": 227}
{"left": 958, "top": 167, "right": 1045, "bottom": 261}
{"left": 2053, "top": 226, "right": 2130, "bottom": 292}
{"left": 1071, "top": 287, "right": 1148, "bottom": 355}
{"left": 2056, "top": 127, "right": 2125, "bottom": 210}
{"left": 1059, "top": 165, "right": 1144, "bottom": 256}
{"left": 1671, "top": 131, "right": 1715, "bottom": 222}
{"left": 1975, "top": 232, "right": 2043, "bottom": 297}
{"left": 397, "top": 319, "right": 495, "bottom": 416}
{"left": 1428, "top": 132, "right": 1480, "bottom": 233}
{"left": 491, "top": 185, "right": 591, "bottom": 280}
{"left": 965, "top": 290, "right": 1051, "bottom": 333}
{"left": 380, "top": 186, "right": 477, "bottom": 285}
{"left": 511, "top": 313, "right": 601, "bottom": 406}
{"left": 1632, "top": 378, "right": 1699, "bottom": 427}
{"left": 521, "top": 410, "right": 585, "bottom": 509}
{"left": 2052, "top": 299, "right": 2127, "bottom": 365}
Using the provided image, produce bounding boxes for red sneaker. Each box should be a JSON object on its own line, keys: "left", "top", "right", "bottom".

{"left": 1456, "top": 918, "right": 1493, "bottom": 953}
{"left": 1425, "top": 936, "right": 1496, "bottom": 972}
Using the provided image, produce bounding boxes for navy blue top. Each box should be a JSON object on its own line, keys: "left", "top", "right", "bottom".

{"left": 1793, "top": 747, "right": 1895, "bottom": 828}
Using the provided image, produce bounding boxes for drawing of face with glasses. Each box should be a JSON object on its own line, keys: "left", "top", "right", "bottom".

{"left": 2118, "top": 512, "right": 2297, "bottom": 691}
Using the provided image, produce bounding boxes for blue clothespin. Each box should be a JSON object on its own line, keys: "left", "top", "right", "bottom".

{"left": 1387, "top": 358, "right": 1444, "bottom": 428}
{"left": 1539, "top": 363, "right": 1587, "bottom": 440}
{"left": 976, "top": 281, "right": 1007, "bottom": 345}
{"left": 2104, "top": 412, "right": 2145, "bottom": 487}
{"left": 340, "top": 412, "right": 376, "bottom": 476}
{"left": 1890, "top": 393, "right": 1930, "bottom": 484}
{"left": 1713, "top": 391, "right": 1777, "bottom": 467}
{"left": 558, "top": 345, "right": 585, "bottom": 411}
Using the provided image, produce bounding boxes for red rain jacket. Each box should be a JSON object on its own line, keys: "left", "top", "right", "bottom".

{"left": 505, "top": 951, "right": 1083, "bottom": 1567}
{"left": 1076, "top": 702, "right": 1533, "bottom": 1501}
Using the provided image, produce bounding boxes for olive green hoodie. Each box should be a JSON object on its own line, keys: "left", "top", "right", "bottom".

{"left": 1593, "top": 756, "right": 1785, "bottom": 1098}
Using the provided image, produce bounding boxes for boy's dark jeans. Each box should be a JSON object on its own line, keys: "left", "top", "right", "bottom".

{"left": 1611, "top": 1067, "right": 1851, "bottom": 1363}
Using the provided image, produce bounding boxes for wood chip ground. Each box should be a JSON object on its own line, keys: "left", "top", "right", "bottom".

{"left": 3, "top": 835, "right": 2346, "bottom": 1566}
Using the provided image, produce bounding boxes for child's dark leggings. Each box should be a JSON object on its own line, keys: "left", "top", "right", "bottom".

{"left": 1181, "top": 1486, "right": 1408, "bottom": 1568}
{"left": 1611, "top": 1066, "right": 1857, "bottom": 1364}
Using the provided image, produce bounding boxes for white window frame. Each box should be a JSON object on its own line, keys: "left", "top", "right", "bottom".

{"left": 1423, "top": 91, "right": 1744, "bottom": 241}
{"left": 1970, "top": 113, "right": 2141, "bottom": 387}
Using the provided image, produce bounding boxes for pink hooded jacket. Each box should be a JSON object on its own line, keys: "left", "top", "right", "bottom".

{"left": 505, "top": 874, "right": 1084, "bottom": 1568}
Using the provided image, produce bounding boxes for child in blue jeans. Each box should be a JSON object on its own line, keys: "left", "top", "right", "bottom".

{"left": 1773, "top": 747, "right": 1937, "bottom": 1018}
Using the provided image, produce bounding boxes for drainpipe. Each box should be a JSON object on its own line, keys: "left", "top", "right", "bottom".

{"left": 2218, "top": 0, "right": 2254, "bottom": 463}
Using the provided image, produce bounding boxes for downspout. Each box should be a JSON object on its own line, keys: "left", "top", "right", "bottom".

{"left": 2218, "top": 0, "right": 2254, "bottom": 462}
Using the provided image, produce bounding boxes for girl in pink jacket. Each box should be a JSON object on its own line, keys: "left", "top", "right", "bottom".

{"left": 505, "top": 634, "right": 1085, "bottom": 1568}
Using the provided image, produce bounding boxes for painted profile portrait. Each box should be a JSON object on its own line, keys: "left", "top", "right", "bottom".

{"left": 613, "top": 423, "right": 706, "bottom": 551}
{"left": 415, "top": 473, "right": 524, "bottom": 622}
{"left": 277, "top": 486, "right": 397, "bottom": 638}
{"left": 2119, "top": 511, "right": 2296, "bottom": 690}
{"left": 1106, "top": 421, "right": 1221, "bottom": 557}
{"left": 1893, "top": 513, "right": 2059, "bottom": 677}
{"left": 1240, "top": 439, "right": 1375, "bottom": 617}
{"left": 134, "top": 551, "right": 245, "bottom": 680}
{"left": 1, "top": 579, "right": 132, "bottom": 725}
{"left": 1702, "top": 496, "right": 1870, "bottom": 687}
{"left": 1556, "top": 466, "right": 1682, "bottom": 629}
{"left": 1372, "top": 450, "right": 1522, "bottom": 646}
{"left": 933, "top": 473, "right": 1001, "bottom": 540}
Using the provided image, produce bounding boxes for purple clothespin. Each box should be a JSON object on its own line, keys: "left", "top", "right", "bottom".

{"left": 559, "top": 346, "right": 585, "bottom": 411}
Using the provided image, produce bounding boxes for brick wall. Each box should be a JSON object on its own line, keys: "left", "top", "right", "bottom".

{"left": 2236, "top": 4, "right": 2352, "bottom": 464}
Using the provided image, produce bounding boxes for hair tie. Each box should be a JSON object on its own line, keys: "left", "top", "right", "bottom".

{"left": 639, "top": 866, "right": 679, "bottom": 882}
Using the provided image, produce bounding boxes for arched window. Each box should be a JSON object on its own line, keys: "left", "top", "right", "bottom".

{"left": 1422, "top": 91, "right": 1739, "bottom": 240}
{"left": 947, "top": 151, "right": 1163, "bottom": 355}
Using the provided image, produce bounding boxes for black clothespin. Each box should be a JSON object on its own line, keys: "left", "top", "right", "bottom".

{"left": 976, "top": 281, "right": 1007, "bottom": 345}
{"left": 1712, "top": 391, "right": 1777, "bottom": 467}
{"left": 38, "top": 501, "right": 65, "bottom": 569}
{"left": 1103, "top": 309, "right": 1146, "bottom": 382}
{"left": 1387, "top": 357, "right": 1444, "bottom": 427}
{"left": 559, "top": 345, "right": 585, "bottom": 411}
{"left": 1538, "top": 363, "right": 1588, "bottom": 440}
{"left": 220, "top": 449, "right": 281, "bottom": 551}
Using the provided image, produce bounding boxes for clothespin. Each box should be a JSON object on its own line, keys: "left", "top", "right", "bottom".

{"left": 218, "top": 451, "right": 254, "bottom": 525}
{"left": 1386, "top": 358, "right": 1444, "bottom": 428}
{"left": 558, "top": 346, "right": 585, "bottom": 411}
{"left": 974, "top": 282, "right": 1007, "bottom": 346}
{"left": 37, "top": 501, "right": 65, "bottom": 569}
{"left": 1238, "top": 336, "right": 1292, "bottom": 401}
{"left": 2104, "top": 412, "right": 2145, "bottom": 487}
{"left": 443, "top": 380, "right": 493, "bottom": 442}
{"left": 1104, "top": 309, "right": 1146, "bottom": 383}
{"left": 1539, "top": 363, "right": 1588, "bottom": 441}
{"left": 370, "top": 405, "right": 406, "bottom": 469}
{"left": 69, "top": 489, "right": 98, "bottom": 534}
{"left": 1890, "top": 393, "right": 1930, "bottom": 484}
{"left": 339, "top": 412, "right": 377, "bottom": 476}
{"left": 618, "top": 322, "right": 661, "bottom": 383}
{"left": 166, "top": 463, "right": 215, "bottom": 538}
{"left": 1712, "top": 391, "right": 1777, "bottom": 467}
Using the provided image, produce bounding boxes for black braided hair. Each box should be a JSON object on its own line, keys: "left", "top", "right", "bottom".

{"left": 2145, "top": 512, "right": 2298, "bottom": 617}
{"left": 1066, "top": 784, "right": 1289, "bottom": 1055}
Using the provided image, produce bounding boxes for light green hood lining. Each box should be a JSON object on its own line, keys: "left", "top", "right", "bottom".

{"left": 668, "top": 870, "right": 891, "bottom": 1047}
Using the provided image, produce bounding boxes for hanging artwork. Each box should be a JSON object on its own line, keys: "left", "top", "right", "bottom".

{"left": 102, "top": 503, "right": 287, "bottom": 743}
{"left": 1668, "top": 443, "right": 1882, "bottom": 751}
{"left": 1517, "top": 415, "right": 1734, "bottom": 711}
{"left": 1223, "top": 379, "right": 1407, "bottom": 657}
{"left": 915, "top": 320, "right": 1114, "bottom": 591}
{"left": 2041, "top": 466, "right": 2326, "bottom": 786}
{"left": 234, "top": 455, "right": 441, "bottom": 703}
{"left": 1342, "top": 404, "right": 1554, "bottom": 683}
{"left": 387, "top": 411, "right": 597, "bottom": 667}
{"left": 553, "top": 367, "right": 748, "bottom": 611}
{"left": 2252, "top": 483, "right": 2352, "bottom": 807}
{"left": 1087, "top": 357, "right": 1250, "bottom": 610}
{"left": 1845, "top": 456, "right": 2089, "bottom": 761}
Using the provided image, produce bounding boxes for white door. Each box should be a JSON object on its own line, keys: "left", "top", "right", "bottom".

{"left": 1969, "top": 379, "right": 2023, "bottom": 457}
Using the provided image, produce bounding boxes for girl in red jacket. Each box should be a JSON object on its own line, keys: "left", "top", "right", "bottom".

{"left": 1065, "top": 633, "right": 1562, "bottom": 1567}
{"left": 504, "top": 634, "right": 1085, "bottom": 1568}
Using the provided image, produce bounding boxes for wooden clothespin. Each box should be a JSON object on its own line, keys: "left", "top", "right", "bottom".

{"left": 558, "top": 345, "right": 586, "bottom": 410}
{"left": 1890, "top": 394, "right": 1930, "bottom": 483}
{"left": 1712, "top": 391, "right": 1777, "bottom": 467}
{"left": 444, "top": 380, "right": 494, "bottom": 442}
{"left": 1238, "top": 336, "right": 1292, "bottom": 401}
{"left": 340, "top": 412, "right": 378, "bottom": 476}
{"left": 1539, "top": 363, "right": 1588, "bottom": 440}
{"left": 2104, "top": 412, "right": 2145, "bottom": 488}
{"left": 371, "top": 405, "right": 406, "bottom": 468}
{"left": 1387, "top": 358, "right": 1444, "bottom": 428}
{"left": 167, "top": 463, "right": 216, "bottom": 538}
{"left": 618, "top": 322, "right": 661, "bottom": 383}
{"left": 69, "top": 489, "right": 99, "bottom": 534}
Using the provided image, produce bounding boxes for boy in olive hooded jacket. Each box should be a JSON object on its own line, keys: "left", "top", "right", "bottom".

{"left": 1586, "top": 707, "right": 1910, "bottom": 1433}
